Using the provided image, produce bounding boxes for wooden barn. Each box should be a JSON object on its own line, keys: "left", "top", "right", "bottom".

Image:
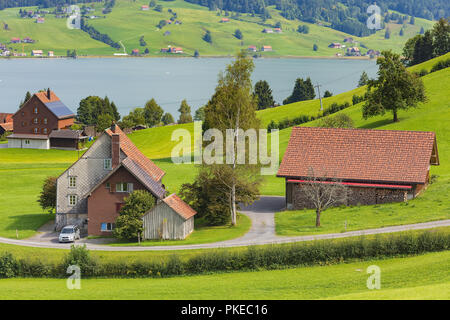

{"left": 277, "top": 127, "right": 439, "bottom": 210}
{"left": 142, "top": 194, "right": 196, "bottom": 240}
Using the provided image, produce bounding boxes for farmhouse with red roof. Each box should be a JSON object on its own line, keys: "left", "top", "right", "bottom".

{"left": 8, "top": 89, "right": 86, "bottom": 150}
{"left": 277, "top": 127, "right": 439, "bottom": 209}
{"left": 56, "top": 123, "right": 197, "bottom": 238}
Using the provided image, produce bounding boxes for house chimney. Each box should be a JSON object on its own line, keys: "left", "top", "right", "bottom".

{"left": 47, "top": 88, "right": 51, "bottom": 100}
{"left": 112, "top": 133, "right": 120, "bottom": 168}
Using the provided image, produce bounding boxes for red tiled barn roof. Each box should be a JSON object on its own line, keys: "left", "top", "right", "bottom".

{"left": 163, "top": 193, "right": 197, "bottom": 220}
{"left": 0, "top": 122, "right": 13, "bottom": 131}
{"left": 277, "top": 127, "right": 438, "bottom": 185}
{"left": 106, "top": 124, "right": 165, "bottom": 182}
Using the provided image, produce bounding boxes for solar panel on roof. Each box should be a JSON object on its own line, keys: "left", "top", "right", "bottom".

{"left": 45, "top": 101, "right": 75, "bottom": 119}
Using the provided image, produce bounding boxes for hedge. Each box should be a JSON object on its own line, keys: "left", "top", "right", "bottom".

{"left": 0, "top": 229, "right": 448, "bottom": 279}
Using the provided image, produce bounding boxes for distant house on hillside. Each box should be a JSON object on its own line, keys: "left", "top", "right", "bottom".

{"left": 220, "top": 18, "right": 230, "bottom": 23}
{"left": 262, "top": 28, "right": 274, "bottom": 33}
{"left": 261, "top": 45, "right": 273, "bottom": 52}
{"left": 274, "top": 28, "right": 282, "bottom": 33}
{"left": 328, "top": 42, "right": 342, "bottom": 49}
{"left": 0, "top": 122, "right": 13, "bottom": 136}
{"left": 131, "top": 49, "right": 139, "bottom": 56}
{"left": 141, "top": 5, "right": 149, "bottom": 11}
{"left": 31, "top": 50, "right": 43, "bottom": 56}
{"left": 366, "top": 49, "right": 381, "bottom": 57}
{"left": 344, "top": 37, "right": 354, "bottom": 43}
{"left": 161, "top": 46, "right": 183, "bottom": 54}
{"left": 0, "top": 113, "right": 13, "bottom": 124}
{"left": 22, "top": 37, "right": 35, "bottom": 43}
{"left": 47, "top": 51, "right": 54, "bottom": 57}
{"left": 347, "top": 46, "right": 361, "bottom": 56}
{"left": 35, "top": 17, "right": 45, "bottom": 23}
{"left": 55, "top": 123, "right": 197, "bottom": 238}
{"left": 164, "top": 31, "right": 171, "bottom": 36}
{"left": 248, "top": 45, "right": 257, "bottom": 52}
{"left": 11, "top": 37, "right": 21, "bottom": 43}
{"left": 278, "top": 127, "right": 440, "bottom": 210}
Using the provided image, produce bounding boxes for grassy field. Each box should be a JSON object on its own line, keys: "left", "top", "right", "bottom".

{"left": 0, "top": 0, "right": 435, "bottom": 57}
{"left": 0, "top": 251, "right": 448, "bottom": 299}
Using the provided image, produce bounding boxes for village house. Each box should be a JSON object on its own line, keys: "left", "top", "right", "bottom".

{"left": 248, "top": 45, "right": 257, "bottom": 52}
{"left": 262, "top": 28, "right": 274, "bottom": 33}
{"left": 47, "top": 51, "right": 54, "bottom": 57}
{"left": 277, "top": 127, "right": 439, "bottom": 210}
{"left": 0, "top": 122, "right": 13, "bottom": 136}
{"left": 141, "top": 5, "right": 149, "bottom": 11}
{"left": 56, "top": 123, "right": 197, "bottom": 238}
{"left": 23, "top": 37, "right": 35, "bottom": 43}
{"left": 344, "top": 37, "right": 354, "bottom": 43}
{"left": 0, "top": 113, "right": 13, "bottom": 124}
{"left": 11, "top": 37, "right": 21, "bottom": 43}
{"left": 274, "top": 28, "right": 283, "bottom": 33}
{"left": 8, "top": 89, "right": 87, "bottom": 150}
{"left": 31, "top": 50, "right": 43, "bottom": 57}
{"left": 366, "top": 49, "right": 381, "bottom": 57}
{"left": 328, "top": 42, "right": 342, "bottom": 49}
{"left": 131, "top": 49, "right": 139, "bottom": 56}
{"left": 35, "top": 17, "right": 45, "bottom": 24}
{"left": 261, "top": 45, "right": 273, "bottom": 52}
{"left": 347, "top": 46, "right": 361, "bottom": 56}
{"left": 161, "top": 47, "right": 183, "bottom": 54}
{"left": 220, "top": 18, "right": 230, "bottom": 23}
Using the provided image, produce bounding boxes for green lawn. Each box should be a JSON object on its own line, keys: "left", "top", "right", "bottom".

{"left": 108, "top": 213, "right": 251, "bottom": 246}
{"left": 0, "top": 0, "right": 435, "bottom": 57}
{"left": 0, "top": 251, "right": 447, "bottom": 299}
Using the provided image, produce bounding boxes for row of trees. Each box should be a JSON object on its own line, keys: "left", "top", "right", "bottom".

{"left": 403, "top": 18, "right": 450, "bottom": 66}
{"left": 76, "top": 96, "right": 120, "bottom": 131}
{"left": 120, "top": 99, "right": 193, "bottom": 129}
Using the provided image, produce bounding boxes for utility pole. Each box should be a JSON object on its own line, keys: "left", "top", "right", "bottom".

{"left": 315, "top": 83, "right": 323, "bottom": 111}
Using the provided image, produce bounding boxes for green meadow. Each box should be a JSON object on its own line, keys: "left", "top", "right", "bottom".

{"left": 0, "top": 251, "right": 448, "bottom": 299}
{"left": 0, "top": 0, "right": 435, "bottom": 57}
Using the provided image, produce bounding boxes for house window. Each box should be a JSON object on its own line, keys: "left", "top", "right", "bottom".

{"left": 43, "top": 128, "right": 48, "bottom": 134}
{"left": 101, "top": 223, "right": 115, "bottom": 232}
{"left": 21, "top": 121, "right": 26, "bottom": 127}
{"left": 34, "top": 107, "right": 38, "bottom": 114}
{"left": 34, "top": 128, "right": 38, "bottom": 133}
{"left": 24, "top": 140, "right": 30, "bottom": 145}
{"left": 43, "top": 118, "right": 48, "bottom": 124}
{"left": 33, "top": 118, "right": 38, "bottom": 124}
{"left": 104, "top": 158, "right": 112, "bottom": 170}
{"left": 68, "top": 195, "right": 77, "bottom": 206}
{"left": 105, "top": 182, "right": 111, "bottom": 189}
{"left": 116, "top": 183, "right": 133, "bottom": 193}
{"left": 69, "top": 176, "right": 76, "bottom": 188}
{"left": 21, "top": 112, "right": 25, "bottom": 117}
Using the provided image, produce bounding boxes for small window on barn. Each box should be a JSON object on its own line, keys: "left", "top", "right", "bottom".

{"left": 25, "top": 140, "right": 30, "bottom": 145}
{"left": 43, "top": 118, "right": 48, "bottom": 124}
{"left": 21, "top": 121, "right": 25, "bottom": 127}
{"left": 68, "top": 195, "right": 77, "bottom": 206}
{"left": 34, "top": 107, "right": 38, "bottom": 114}
{"left": 33, "top": 118, "right": 38, "bottom": 124}
{"left": 43, "top": 128, "right": 48, "bottom": 134}
{"left": 101, "top": 223, "right": 115, "bottom": 232}
{"left": 105, "top": 182, "right": 111, "bottom": 189}
{"left": 34, "top": 128, "right": 38, "bottom": 133}
{"left": 21, "top": 112, "right": 25, "bottom": 117}
{"left": 69, "top": 176, "right": 76, "bottom": 188}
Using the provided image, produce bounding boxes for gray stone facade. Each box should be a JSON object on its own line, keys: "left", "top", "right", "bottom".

{"left": 288, "top": 183, "right": 409, "bottom": 210}
{"left": 55, "top": 133, "right": 125, "bottom": 231}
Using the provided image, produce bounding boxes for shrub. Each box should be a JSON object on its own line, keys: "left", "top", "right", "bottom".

{"left": 430, "top": 59, "right": 450, "bottom": 73}
{"left": 62, "top": 245, "right": 98, "bottom": 277}
{"left": 0, "top": 252, "right": 17, "bottom": 278}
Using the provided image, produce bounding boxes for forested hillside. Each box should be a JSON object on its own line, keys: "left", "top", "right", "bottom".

{"left": 186, "top": 0, "right": 449, "bottom": 36}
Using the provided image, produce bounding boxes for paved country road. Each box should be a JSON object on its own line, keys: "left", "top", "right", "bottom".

{"left": 0, "top": 196, "right": 449, "bottom": 251}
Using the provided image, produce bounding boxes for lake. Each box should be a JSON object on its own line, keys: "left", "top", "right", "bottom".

{"left": 0, "top": 57, "right": 377, "bottom": 117}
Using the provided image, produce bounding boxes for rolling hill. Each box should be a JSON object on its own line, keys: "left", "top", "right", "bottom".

{"left": 0, "top": 0, "right": 436, "bottom": 57}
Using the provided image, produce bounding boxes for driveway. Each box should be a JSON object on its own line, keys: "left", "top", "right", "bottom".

{"left": 0, "top": 196, "right": 449, "bottom": 251}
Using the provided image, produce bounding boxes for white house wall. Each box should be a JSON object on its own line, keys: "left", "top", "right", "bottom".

{"left": 8, "top": 138, "right": 49, "bottom": 149}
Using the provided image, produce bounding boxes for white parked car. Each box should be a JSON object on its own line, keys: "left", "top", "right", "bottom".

{"left": 59, "top": 225, "right": 81, "bottom": 243}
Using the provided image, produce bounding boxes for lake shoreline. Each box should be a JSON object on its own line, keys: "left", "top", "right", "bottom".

{"left": 0, "top": 54, "right": 375, "bottom": 61}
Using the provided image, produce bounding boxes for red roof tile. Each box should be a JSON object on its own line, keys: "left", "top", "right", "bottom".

{"left": 35, "top": 90, "right": 60, "bottom": 104}
{"left": 106, "top": 124, "right": 165, "bottom": 181}
{"left": 163, "top": 193, "right": 197, "bottom": 220}
{"left": 0, "top": 122, "right": 13, "bottom": 131}
{"left": 277, "top": 127, "right": 438, "bottom": 184}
